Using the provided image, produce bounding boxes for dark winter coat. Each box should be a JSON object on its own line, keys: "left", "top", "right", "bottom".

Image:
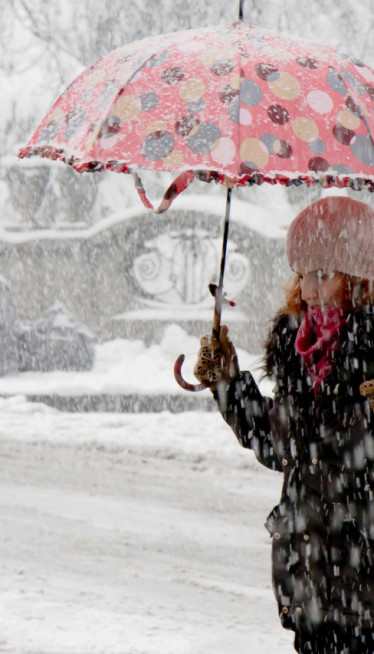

{"left": 215, "top": 304, "right": 374, "bottom": 631}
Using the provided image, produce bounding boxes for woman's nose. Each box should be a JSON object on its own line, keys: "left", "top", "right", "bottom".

{"left": 301, "top": 277, "right": 318, "bottom": 303}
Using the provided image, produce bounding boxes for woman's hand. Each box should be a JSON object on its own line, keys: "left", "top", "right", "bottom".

{"left": 193, "top": 325, "right": 239, "bottom": 390}
{"left": 360, "top": 380, "right": 374, "bottom": 410}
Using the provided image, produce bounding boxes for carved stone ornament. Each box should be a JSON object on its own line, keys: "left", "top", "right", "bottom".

{"left": 132, "top": 229, "right": 250, "bottom": 307}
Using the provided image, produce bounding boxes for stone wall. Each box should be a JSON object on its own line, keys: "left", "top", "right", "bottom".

{"left": 0, "top": 207, "right": 289, "bottom": 353}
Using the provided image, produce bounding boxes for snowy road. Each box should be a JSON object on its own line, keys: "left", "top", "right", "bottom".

{"left": 0, "top": 397, "right": 294, "bottom": 653}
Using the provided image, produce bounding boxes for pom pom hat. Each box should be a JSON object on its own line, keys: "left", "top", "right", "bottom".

{"left": 286, "top": 196, "right": 374, "bottom": 280}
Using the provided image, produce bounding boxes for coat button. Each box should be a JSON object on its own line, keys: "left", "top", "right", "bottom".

{"left": 311, "top": 458, "right": 318, "bottom": 465}
{"left": 296, "top": 606, "right": 303, "bottom": 614}
{"left": 274, "top": 532, "right": 281, "bottom": 540}
{"left": 282, "top": 458, "right": 288, "bottom": 466}
{"left": 303, "top": 533, "right": 310, "bottom": 542}
{"left": 282, "top": 606, "right": 289, "bottom": 614}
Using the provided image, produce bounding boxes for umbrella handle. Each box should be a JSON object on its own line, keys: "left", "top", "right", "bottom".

{"left": 174, "top": 354, "right": 207, "bottom": 392}
{"left": 173, "top": 285, "right": 236, "bottom": 392}
{"left": 174, "top": 187, "right": 233, "bottom": 393}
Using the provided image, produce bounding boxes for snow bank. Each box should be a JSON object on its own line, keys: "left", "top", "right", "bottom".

{"left": 0, "top": 324, "right": 274, "bottom": 399}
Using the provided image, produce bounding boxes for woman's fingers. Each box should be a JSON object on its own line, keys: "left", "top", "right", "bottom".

{"left": 360, "top": 380, "right": 374, "bottom": 396}
{"left": 193, "top": 326, "right": 239, "bottom": 389}
{"left": 219, "top": 325, "right": 240, "bottom": 378}
{"left": 359, "top": 380, "right": 374, "bottom": 411}
{"left": 193, "top": 332, "right": 226, "bottom": 387}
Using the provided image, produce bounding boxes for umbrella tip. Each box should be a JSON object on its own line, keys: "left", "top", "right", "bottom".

{"left": 239, "top": 0, "right": 244, "bottom": 20}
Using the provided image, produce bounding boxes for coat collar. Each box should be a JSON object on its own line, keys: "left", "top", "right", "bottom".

{"left": 264, "top": 305, "right": 374, "bottom": 400}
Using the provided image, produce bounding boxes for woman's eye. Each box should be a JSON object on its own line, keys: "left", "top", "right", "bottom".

{"left": 317, "top": 272, "right": 332, "bottom": 281}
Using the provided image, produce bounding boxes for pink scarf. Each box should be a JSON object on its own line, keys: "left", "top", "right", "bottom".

{"left": 295, "top": 306, "right": 347, "bottom": 393}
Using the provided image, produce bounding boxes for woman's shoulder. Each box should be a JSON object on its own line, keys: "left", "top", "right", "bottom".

{"left": 336, "top": 304, "right": 374, "bottom": 389}
{"left": 353, "top": 303, "right": 374, "bottom": 322}
{"left": 344, "top": 305, "right": 374, "bottom": 372}
{"left": 263, "top": 303, "right": 374, "bottom": 381}
{"left": 346, "top": 304, "right": 374, "bottom": 345}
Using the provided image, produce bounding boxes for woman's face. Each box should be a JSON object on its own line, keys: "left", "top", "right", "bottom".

{"left": 297, "top": 270, "right": 344, "bottom": 309}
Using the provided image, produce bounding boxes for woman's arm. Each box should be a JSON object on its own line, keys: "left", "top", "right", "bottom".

{"left": 193, "top": 326, "right": 283, "bottom": 472}
{"left": 213, "top": 371, "right": 283, "bottom": 472}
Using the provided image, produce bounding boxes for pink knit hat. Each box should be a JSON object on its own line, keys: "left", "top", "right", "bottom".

{"left": 286, "top": 196, "right": 374, "bottom": 279}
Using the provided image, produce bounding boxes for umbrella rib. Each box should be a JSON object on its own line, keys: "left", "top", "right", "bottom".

{"left": 79, "top": 41, "right": 182, "bottom": 171}
{"left": 335, "top": 71, "right": 374, "bottom": 141}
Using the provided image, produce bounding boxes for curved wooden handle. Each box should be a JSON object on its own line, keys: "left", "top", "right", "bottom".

{"left": 174, "top": 354, "right": 207, "bottom": 392}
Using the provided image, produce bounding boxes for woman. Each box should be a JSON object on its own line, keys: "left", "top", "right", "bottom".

{"left": 194, "top": 196, "right": 374, "bottom": 653}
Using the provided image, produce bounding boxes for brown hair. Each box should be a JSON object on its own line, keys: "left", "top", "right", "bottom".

{"left": 281, "top": 274, "right": 374, "bottom": 316}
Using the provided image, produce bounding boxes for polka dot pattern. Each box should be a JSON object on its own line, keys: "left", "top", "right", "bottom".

{"left": 20, "top": 20, "right": 374, "bottom": 213}
{"left": 333, "top": 124, "right": 355, "bottom": 146}
{"left": 306, "top": 90, "right": 333, "bottom": 114}
{"left": 292, "top": 117, "right": 319, "bottom": 142}
{"left": 187, "top": 98, "right": 205, "bottom": 113}
{"left": 179, "top": 79, "right": 205, "bottom": 101}
{"left": 211, "top": 137, "right": 236, "bottom": 164}
{"left": 99, "top": 115, "right": 121, "bottom": 139}
{"left": 296, "top": 56, "right": 319, "bottom": 70}
{"left": 309, "top": 138, "right": 326, "bottom": 155}
{"left": 240, "top": 78, "right": 263, "bottom": 106}
{"left": 309, "top": 156, "right": 330, "bottom": 172}
{"left": 211, "top": 59, "right": 236, "bottom": 76}
{"left": 175, "top": 114, "right": 200, "bottom": 137}
{"left": 64, "top": 108, "right": 87, "bottom": 139}
{"left": 187, "top": 123, "right": 221, "bottom": 154}
{"left": 240, "top": 138, "right": 269, "bottom": 168}
{"left": 140, "top": 92, "right": 159, "bottom": 111}
{"left": 268, "top": 72, "right": 301, "bottom": 100}
{"left": 351, "top": 135, "right": 374, "bottom": 166}
{"left": 161, "top": 67, "right": 184, "bottom": 85}
{"left": 141, "top": 130, "right": 174, "bottom": 160}
{"left": 254, "top": 63, "right": 279, "bottom": 81}
{"left": 268, "top": 103, "right": 290, "bottom": 124}
{"left": 219, "top": 84, "right": 239, "bottom": 105}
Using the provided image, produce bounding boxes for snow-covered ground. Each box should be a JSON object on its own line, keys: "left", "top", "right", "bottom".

{"left": 0, "top": 331, "right": 294, "bottom": 654}
{"left": 0, "top": 400, "right": 294, "bottom": 654}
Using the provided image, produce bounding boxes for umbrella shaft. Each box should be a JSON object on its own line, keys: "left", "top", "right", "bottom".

{"left": 213, "top": 186, "right": 232, "bottom": 335}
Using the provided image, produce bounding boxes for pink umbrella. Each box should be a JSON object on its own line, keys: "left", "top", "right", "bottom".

{"left": 19, "top": 16, "right": 374, "bottom": 389}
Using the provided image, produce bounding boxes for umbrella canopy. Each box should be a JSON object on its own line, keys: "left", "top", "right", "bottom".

{"left": 19, "top": 21, "right": 374, "bottom": 212}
